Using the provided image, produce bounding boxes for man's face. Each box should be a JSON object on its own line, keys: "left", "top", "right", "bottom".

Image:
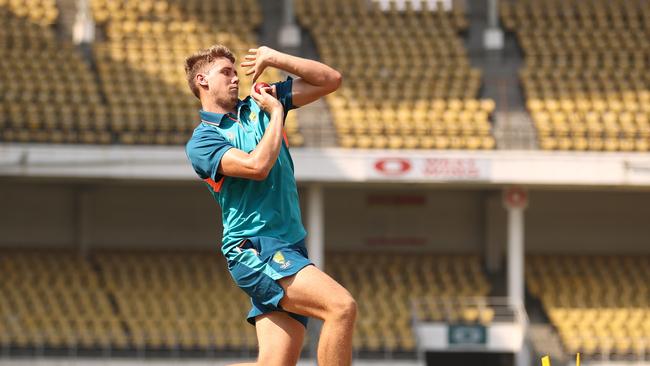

{"left": 202, "top": 57, "right": 239, "bottom": 108}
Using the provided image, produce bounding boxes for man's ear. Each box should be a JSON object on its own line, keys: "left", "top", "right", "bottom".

{"left": 197, "top": 74, "right": 208, "bottom": 86}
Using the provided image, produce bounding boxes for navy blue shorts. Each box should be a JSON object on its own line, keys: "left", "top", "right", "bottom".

{"left": 224, "top": 236, "right": 312, "bottom": 328}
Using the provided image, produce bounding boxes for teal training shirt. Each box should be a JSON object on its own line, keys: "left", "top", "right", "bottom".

{"left": 185, "top": 78, "right": 307, "bottom": 255}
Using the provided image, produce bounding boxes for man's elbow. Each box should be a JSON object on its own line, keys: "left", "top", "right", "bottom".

{"left": 250, "top": 170, "right": 269, "bottom": 181}
{"left": 250, "top": 164, "right": 271, "bottom": 181}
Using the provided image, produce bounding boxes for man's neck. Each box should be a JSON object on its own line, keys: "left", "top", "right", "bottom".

{"left": 201, "top": 99, "right": 237, "bottom": 115}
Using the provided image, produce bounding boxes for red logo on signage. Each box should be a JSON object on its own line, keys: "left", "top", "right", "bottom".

{"left": 374, "top": 158, "right": 412, "bottom": 176}
{"left": 504, "top": 187, "right": 528, "bottom": 209}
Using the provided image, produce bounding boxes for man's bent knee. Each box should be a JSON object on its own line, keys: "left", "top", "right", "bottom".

{"left": 328, "top": 294, "right": 357, "bottom": 323}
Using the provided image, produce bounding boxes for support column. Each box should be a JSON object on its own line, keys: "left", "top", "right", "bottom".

{"left": 502, "top": 187, "right": 528, "bottom": 308}
{"left": 503, "top": 187, "right": 529, "bottom": 366}
{"left": 507, "top": 205, "right": 524, "bottom": 307}
{"left": 306, "top": 184, "right": 325, "bottom": 362}
{"left": 307, "top": 184, "right": 324, "bottom": 268}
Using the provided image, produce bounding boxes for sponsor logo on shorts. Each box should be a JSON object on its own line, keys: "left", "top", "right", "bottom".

{"left": 273, "top": 251, "right": 292, "bottom": 270}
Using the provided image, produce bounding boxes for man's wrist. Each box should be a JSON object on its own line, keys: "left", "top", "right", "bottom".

{"left": 265, "top": 49, "right": 284, "bottom": 69}
{"left": 270, "top": 105, "right": 284, "bottom": 116}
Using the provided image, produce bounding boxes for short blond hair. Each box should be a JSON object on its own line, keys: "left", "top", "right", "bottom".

{"left": 184, "top": 44, "right": 236, "bottom": 99}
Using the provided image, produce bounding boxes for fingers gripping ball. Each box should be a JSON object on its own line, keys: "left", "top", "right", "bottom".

{"left": 254, "top": 82, "right": 271, "bottom": 94}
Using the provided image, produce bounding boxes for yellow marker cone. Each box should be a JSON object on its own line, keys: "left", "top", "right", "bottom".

{"left": 576, "top": 353, "right": 580, "bottom": 366}
{"left": 542, "top": 355, "right": 551, "bottom": 366}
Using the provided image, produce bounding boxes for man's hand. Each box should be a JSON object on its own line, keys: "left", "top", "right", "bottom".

{"left": 216, "top": 82, "right": 285, "bottom": 181}
{"left": 241, "top": 46, "right": 278, "bottom": 82}
{"left": 250, "top": 83, "right": 282, "bottom": 114}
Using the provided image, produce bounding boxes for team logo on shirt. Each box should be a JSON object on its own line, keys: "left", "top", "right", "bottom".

{"left": 273, "top": 251, "right": 292, "bottom": 269}
{"left": 226, "top": 132, "right": 234, "bottom": 141}
{"left": 250, "top": 112, "right": 257, "bottom": 121}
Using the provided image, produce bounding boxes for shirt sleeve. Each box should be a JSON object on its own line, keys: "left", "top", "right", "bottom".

{"left": 185, "top": 129, "right": 234, "bottom": 182}
{"left": 272, "top": 76, "right": 296, "bottom": 114}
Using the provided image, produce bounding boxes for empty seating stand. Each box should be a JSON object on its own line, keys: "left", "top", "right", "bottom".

{"left": 327, "top": 252, "right": 492, "bottom": 352}
{"left": 501, "top": 0, "right": 650, "bottom": 152}
{"left": 527, "top": 254, "right": 650, "bottom": 359}
{"left": 0, "top": 0, "right": 108, "bottom": 144}
{"left": 0, "top": 249, "right": 493, "bottom": 355}
{"left": 0, "top": 250, "right": 124, "bottom": 349}
{"left": 90, "top": 0, "right": 304, "bottom": 147}
{"left": 295, "top": 0, "right": 497, "bottom": 150}
{"left": 0, "top": 0, "right": 304, "bottom": 147}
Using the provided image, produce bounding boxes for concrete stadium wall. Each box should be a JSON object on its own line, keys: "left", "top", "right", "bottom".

{"left": 324, "top": 187, "right": 486, "bottom": 253}
{"left": 0, "top": 180, "right": 219, "bottom": 249}
{"left": 0, "top": 180, "right": 648, "bottom": 254}
{"left": 0, "top": 180, "right": 78, "bottom": 247}
{"left": 525, "top": 190, "right": 650, "bottom": 254}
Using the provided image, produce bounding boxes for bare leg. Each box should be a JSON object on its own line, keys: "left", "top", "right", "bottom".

{"left": 229, "top": 311, "right": 305, "bottom": 366}
{"left": 279, "top": 265, "right": 357, "bottom": 366}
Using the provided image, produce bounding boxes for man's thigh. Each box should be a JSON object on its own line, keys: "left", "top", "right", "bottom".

{"left": 278, "top": 264, "right": 354, "bottom": 320}
{"left": 255, "top": 312, "right": 305, "bottom": 366}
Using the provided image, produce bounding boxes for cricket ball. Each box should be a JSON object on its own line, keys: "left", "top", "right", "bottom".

{"left": 254, "top": 82, "right": 271, "bottom": 94}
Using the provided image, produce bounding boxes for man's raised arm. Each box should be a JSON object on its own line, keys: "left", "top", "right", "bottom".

{"left": 241, "top": 46, "right": 342, "bottom": 108}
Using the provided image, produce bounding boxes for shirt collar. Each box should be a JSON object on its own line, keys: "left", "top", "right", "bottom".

{"left": 200, "top": 99, "right": 250, "bottom": 126}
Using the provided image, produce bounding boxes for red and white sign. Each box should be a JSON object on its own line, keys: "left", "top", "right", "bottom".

{"left": 423, "top": 158, "right": 483, "bottom": 179}
{"left": 371, "top": 157, "right": 491, "bottom": 181}
{"left": 374, "top": 158, "right": 412, "bottom": 176}
{"left": 503, "top": 186, "right": 528, "bottom": 209}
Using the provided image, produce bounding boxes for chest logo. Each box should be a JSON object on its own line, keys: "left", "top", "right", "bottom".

{"left": 226, "top": 132, "right": 235, "bottom": 141}
{"left": 250, "top": 112, "right": 257, "bottom": 121}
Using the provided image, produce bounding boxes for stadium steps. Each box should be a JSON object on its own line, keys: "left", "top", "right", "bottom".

{"left": 529, "top": 324, "right": 569, "bottom": 366}
{"left": 463, "top": 1, "right": 537, "bottom": 150}
{"left": 54, "top": 0, "right": 77, "bottom": 39}
{"left": 526, "top": 287, "right": 568, "bottom": 364}
{"left": 493, "top": 110, "right": 538, "bottom": 149}
{"left": 266, "top": 0, "right": 336, "bottom": 147}
{"left": 486, "top": 267, "right": 507, "bottom": 297}
{"left": 256, "top": 0, "right": 282, "bottom": 50}
{"left": 291, "top": 20, "right": 338, "bottom": 148}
